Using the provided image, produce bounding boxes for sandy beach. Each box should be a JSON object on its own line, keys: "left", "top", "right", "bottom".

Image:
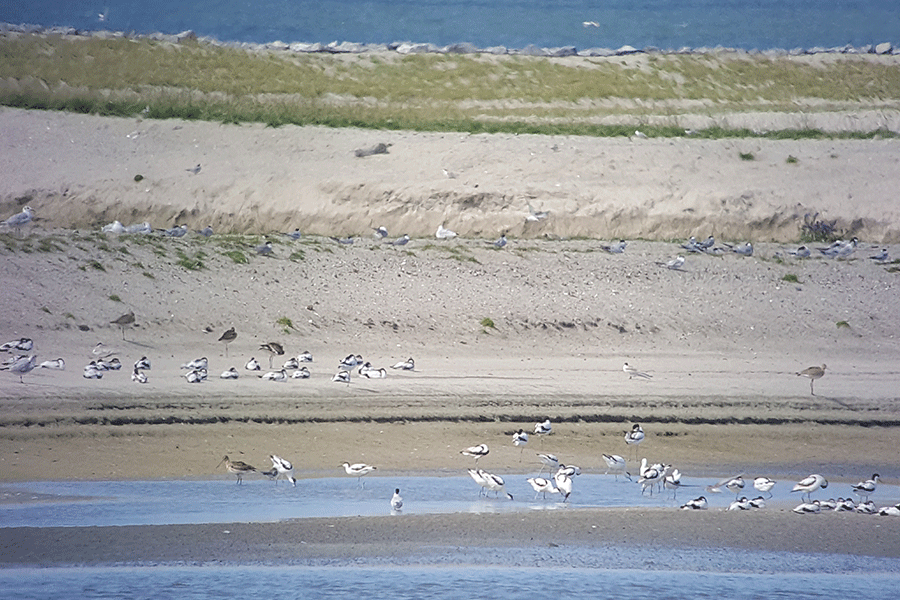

{"left": 1, "top": 106, "right": 899, "bottom": 567}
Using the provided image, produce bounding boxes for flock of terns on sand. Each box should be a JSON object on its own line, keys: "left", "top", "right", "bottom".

{"left": 214, "top": 420, "right": 897, "bottom": 517}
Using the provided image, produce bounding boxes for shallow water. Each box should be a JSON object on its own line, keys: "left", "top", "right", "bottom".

{"left": 1, "top": 473, "right": 898, "bottom": 527}
{"left": 1, "top": 0, "right": 897, "bottom": 51}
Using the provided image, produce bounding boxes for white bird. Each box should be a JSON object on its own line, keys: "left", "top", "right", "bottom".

{"left": 82, "top": 361, "right": 104, "bottom": 379}
{"left": 512, "top": 429, "right": 528, "bottom": 459}
{"left": 748, "top": 496, "right": 766, "bottom": 509}
{"left": 527, "top": 477, "right": 560, "bottom": 500}
{"left": 373, "top": 226, "right": 388, "bottom": 239}
{"left": 792, "top": 474, "right": 828, "bottom": 502}
{"left": 124, "top": 221, "right": 152, "bottom": 234}
{"left": 623, "top": 362, "right": 652, "bottom": 379}
{"left": 101, "top": 220, "right": 126, "bottom": 234}
{"left": 792, "top": 500, "right": 821, "bottom": 514}
{"left": 851, "top": 474, "right": 880, "bottom": 500}
{"left": 1, "top": 337, "right": 33, "bottom": 353}
{"left": 753, "top": 477, "right": 776, "bottom": 498}
{"left": 185, "top": 368, "right": 207, "bottom": 383}
{"left": 601, "top": 240, "right": 627, "bottom": 253}
{"left": 526, "top": 203, "right": 549, "bottom": 222}
{"left": 285, "top": 228, "right": 303, "bottom": 240}
{"left": 39, "top": 358, "right": 65, "bottom": 370}
{"left": 664, "top": 468, "right": 684, "bottom": 498}
{"left": 537, "top": 453, "right": 559, "bottom": 476}
{"left": 856, "top": 500, "right": 878, "bottom": 514}
{"left": 878, "top": 505, "right": 900, "bottom": 517}
{"left": 97, "top": 357, "right": 122, "bottom": 371}
{"left": 834, "top": 498, "right": 857, "bottom": 512}
{"left": 707, "top": 474, "right": 745, "bottom": 498}
{"left": 467, "top": 468, "right": 490, "bottom": 496}
{"left": 582, "top": 21, "right": 599, "bottom": 28}
{"left": 341, "top": 462, "right": 376, "bottom": 486}
{"left": 481, "top": 470, "right": 514, "bottom": 500}
{"left": 534, "top": 419, "right": 552, "bottom": 436}
{"left": 297, "top": 350, "right": 313, "bottom": 363}
{"left": 728, "top": 496, "right": 752, "bottom": 511}
{"left": 245, "top": 357, "right": 261, "bottom": 371}
{"left": 681, "top": 236, "right": 700, "bottom": 252}
{"left": 788, "top": 245, "right": 811, "bottom": 258}
{"left": 869, "top": 248, "right": 889, "bottom": 262}
{"left": 2, "top": 206, "right": 34, "bottom": 231}
{"left": 269, "top": 455, "right": 296, "bottom": 486}
{"left": 681, "top": 496, "right": 708, "bottom": 510}
{"left": 554, "top": 470, "right": 573, "bottom": 501}
{"left": 134, "top": 356, "right": 151, "bottom": 371}
{"left": 391, "top": 488, "right": 403, "bottom": 511}
{"left": 181, "top": 357, "right": 208, "bottom": 370}
{"left": 460, "top": 444, "right": 490, "bottom": 463}
{"left": 131, "top": 367, "right": 148, "bottom": 383}
{"left": 292, "top": 366, "right": 311, "bottom": 379}
{"left": 220, "top": 367, "right": 239, "bottom": 379}
{"left": 602, "top": 454, "right": 632, "bottom": 481}
{"left": 624, "top": 424, "right": 645, "bottom": 448}
{"left": 3, "top": 354, "right": 37, "bottom": 382}
{"left": 633, "top": 130, "right": 647, "bottom": 139}
{"left": 339, "top": 354, "right": 364, "bottom": 370}
{"left": 665, "top": 255, "right": 685, "bottom": 270}
{"left": 697, "top": 235, "right": 715, "bottom": 251}
{"left": 332, "top": 370, "right": 351, "bottom": 384}
{"left": 358, "top": 362, "right": 387, "bottom": 378}
{"left": 283, "top": 357, "right": 300, "bottom": 370}
{"left": 391, "top": 357, "right": 415, "bottom": 370}
{"left": 436, "top": 223, "right": 457, "bottom": 239}
{"left": 260, "top": 369, "right": 287, "bottom": 382}
{"left": 638, "top": 460, "right": 662, "bottom": 496}
{"left": 92, "top": 342, "right": 117, "bottom": 358}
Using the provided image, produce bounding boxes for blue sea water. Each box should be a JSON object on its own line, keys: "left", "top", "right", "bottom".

{"left": 2, "top": 1, "right": 898, "bottom": 51}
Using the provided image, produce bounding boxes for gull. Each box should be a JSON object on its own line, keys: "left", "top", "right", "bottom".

{"left": 220, "top": 367, "right": 239, "bottom": 379}
{"left": 492, "top": 234, "right": 508, "bottom": 249}
{"left": 391, "top": 357, "right": 415, "bottom": 370}
{"left": 582, "top": 21, "right": 599, "bottom": 27}
{"left": 792, "top": 500, "right": 821, "bottom": 514}
{"left": 461, "top": 444, "right": 490, "bottom": 463}
{"left": 181, "top": 356, "right": 208, "bottom": 370}
{"left": 389, "top": 234, "right": 410, "bottom": 246}
{"left": 663, "top": 255, "right": 685, "bottom": 270}
{"left": 623, "top": 362, "right": 652, "bottom": 379}
{"left": 792, "top": 474, "right": 828, "bottom": 502}
{"left": 162, "top": 224, "right": 188, "bottom": 237}
{"left": 101, "top": 220, "right": 125, "bottom": 234}
{"left": 1, "top": 205, "right": 34, "bottom": 233}
{"left": 526, "top": 203, "right": 549, "bottom": 222}
{"left": 131, "top": 367, "right": 148, "bottom": 383}
{"left": 285, "top": 228, "right": 303, "bottom": 240}
{"left": 851, "top": 474, "right": 880, "bottom": 501}
{"left": 259, "top": 342, "right": 285, "bottom": 368}
{"left": 600, "top": 240, "right": 627, "bottom": 253}
{"left": 537, "top": 453, "right": 559, "bottom": 476}
{"left": 256, "top": 241, "right": 273, "bottom": 256}
{"left": 436, "top": 223, "right": 457, "bottom": 240}
{"left": 373, "top": 226, "right": 388, "bottom": 239}
{"left": 681, "top": 496, "right": 708, "bottom": 510}
{"left": 632, "top": 130, "right": 647, "bottom": 139}
{"left": 186, "top": 164, "right": 201, "bottom": 175}
{"left": 1, "top": 338, "right": 34, "bottom": 353}
{"left": 218, "top": 327, "right": 237, "bottom": 356}
{"left": 332, "top": 370, "right": 351, "bottom": 384}
{"left": 481, "top": 470, "right": 514, "bottom": 500}
{"left": 728, "top": 496, "right": 753, "bottom": 511}
{"left": 341, "top": 462, "right": 376, "bottom": 486}
{"left": 269, "top": 455, "right": 296, "bottom": 486}
{"left": 512, "top": 429, "right": 528, "bottom": 459}
{"left": 359, "top": 362, "right": 387, "bottom": 378}
{"left": 218, "top": 455, "right": 255, "bottom": 484}
{"left": 339, "top": 354, "right": 364, "bottom": 370}
{"left": 788, "top": 245, "right": 811, "bottom": 259}
{"left": 297, "top": 350, "right": 313, "bottom": 363}
{"left": 869, "top": 248, "right": 889, "bottom": 262}
{"left": 245, "top": 357, "right": 261, "bottom": 371}
{"left": 283, "top": 357, "right": 300, "bottom": 371}
{"left": 725, "top": 242, "right": 753, "bottom": 256}
{"left": 796, "top": 364, "right": 826, "bottom": 395}
{"left": 198, "top": 225, "right": 214, "bottom": 237}
{"left": 753, "top": 476, "right": 776, "bottom": 498}
{"left": 602, "top": 454, "right": 632, "bottom": 481}
{"left": 526, "top": 477, "right": 560, "bottom": 500}
{"left": 260, "top": 369, "right": 287, "bottom": 382}
{"left": 554, "top": 470, "right": 573, "bottom": 501}
{"left": 3, "top": 354, "right": 36, "bottom": 383}
{"left": 292, "top": 366, "right": 311, "bottom": 379}
{"left": 534, "top": 419, "right": 552, "bottom": 436}
{"left": 391, "top": 488, "right": 403, "bottom": 511}
{"left": 82, "top": 361, "right": 104, "bottom": 379}
{"left": 39, "top": 358, "right": 65, "bottom": 370}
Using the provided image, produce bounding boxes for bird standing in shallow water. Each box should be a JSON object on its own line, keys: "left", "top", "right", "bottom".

{"left": 391, "top": 488, "right": 403, "bottom": 511}
{"left": 792, "top": 474, "right": 828, "bottom": 502}
{"left": 341, "top": 462, "right": 376, "bottom": 487}
{"left": 796, "top": 364, "right": 826, "bottom": 395}
{"left": 218, "top": 455, "right": 256, "bottom": 484}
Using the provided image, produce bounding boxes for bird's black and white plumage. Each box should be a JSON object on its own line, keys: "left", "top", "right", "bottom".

{"left": 269, "top": 454, "right": 296, "bottom": 486}
{"left": 460, "top": 444, "right": 490, "bottom": 463}
{"left": 391, "top": 488, "right": 403, "bottom": 511}
{"left": 792, "top": 474, "right": 828, "bottom": 502}
{"left": 391, "top": 357, "right": 415, "bottom": 370}
{"left": 851, "top": 474, "right": 880, "bottom": 500}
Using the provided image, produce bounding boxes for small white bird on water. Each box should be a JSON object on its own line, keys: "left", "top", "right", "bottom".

{"left": 460, "top": 444, "right": 490, "bottom": 463}
{"left": 391, "top": 488, "right": 403, "bottom": 511}
{"left": 623, "top": 362, "right": 652, "bottom": 379}
{"left": 554, "top": 470, "right": 573, "bottom": 501}
{"left": 481, "top": 470, "right": 514, "bottom": 500}
{"left": 341, "top": 462, "right": 376, "bottom": 486}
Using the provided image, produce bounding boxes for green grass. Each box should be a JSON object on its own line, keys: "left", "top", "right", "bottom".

{"left": 108, "top": 294, "right": 122, "bottom": 302}
{"left": 836, "top": 320, "right": 850, "bottom": 329}
{"left": 786, "top": 155, "right": 799, "bottom": 164}
{"left": 781, "top": 273, "right": 800, "bottom": 283}
{"left": 2, "top": 34, "right": 899, "bottom": 138}
{"left": 175, "top": 249, "right": 206, "bottom": 270}
{"left": 222, "top": 249, "right": 249, "bottom": 264}
{"left": 480, "top": 317, "right": 496, "bottom": 329}
{"left": 739, "top": 151, "right": 755, "bottom": 161}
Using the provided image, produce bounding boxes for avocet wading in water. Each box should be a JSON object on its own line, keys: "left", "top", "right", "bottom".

{"left": 480, "top": 470, "right": 513, "bottom": 500}
{"left": 526, "top": 477, "right": 559, "bottom": 500}
{"left": 602, "top": 454, "right": 632, "bottom": 481}
{"left": 341, "top": 462, "right": 376, "bottom": 486}
{"left": 267, "top": 455, "right": 296, "bottom": 486}
{"left": 753, "top": 477, "right": 776, "bottom": 498}
{"left": 391, "top": 488, "right": 403, "bottom": 511}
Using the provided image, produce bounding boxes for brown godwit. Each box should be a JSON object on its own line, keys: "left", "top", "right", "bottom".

{"left": 796, "top": 364, "right": 826, "bottom": 395}
{"left": 218, "top": 455, "right": 256, "bottom": 484}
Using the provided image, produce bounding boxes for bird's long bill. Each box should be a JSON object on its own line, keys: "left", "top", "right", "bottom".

{"left": 216, "top": 457, "right": 227, "bottom": 468}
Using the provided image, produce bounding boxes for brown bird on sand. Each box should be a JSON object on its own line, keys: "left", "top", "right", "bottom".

{"left": 218, "top": 327, "right": 237, "bottom": 357}
{"left": 259, "top": 342, "right": 284, "bottom": 368}
{"left": 218, "top": 455, "right": 256, "bottom": 484}
{"left": 110, "top": 311, "right": 135, "bottom": 340}
{"left": 796, "top": 364, "right": 826, "bottom": 395}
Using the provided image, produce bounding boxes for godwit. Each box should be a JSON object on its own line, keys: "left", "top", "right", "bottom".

{"left": 218, "top": 455, "right": 256, "bottom": 484}
{"left": 259, "top": 342, "right": 284, "bottom": 368}
{"left": 796, "top": 364, "right": 826, "bottom": 395}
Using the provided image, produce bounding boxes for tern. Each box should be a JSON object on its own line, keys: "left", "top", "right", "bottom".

{"left": 389, "top": 234, "right": 410, "bottom": 246}
{"left": 186, "top": 163, "right": 201, "bottom": 175}
{"left": 601, "top": 240, "right": 627, "bottom": 253}
{"left": 623, "top": 362, "right": 652, "bottom": 379}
